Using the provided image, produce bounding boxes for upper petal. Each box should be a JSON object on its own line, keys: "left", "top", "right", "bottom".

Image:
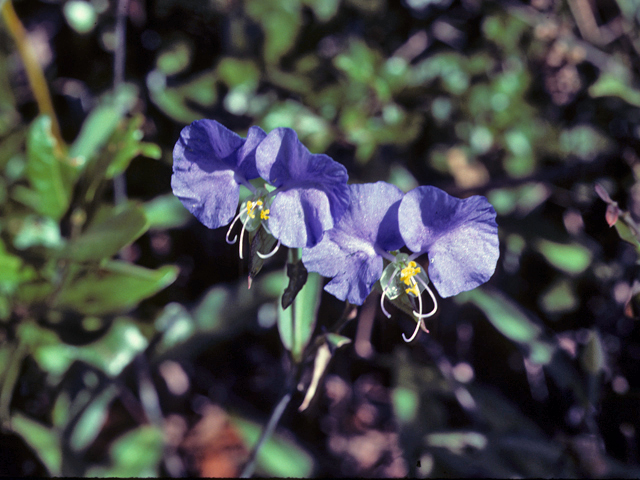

{"left": 171, "top": 119, "right": 261, "bottom": 229}
{"left": 256, "top": 128, "right": 350, "bottom": 247}
{"left": 399, "top": 186, "right": 499, "bottom": 298}
{"left": 301, "top": 182, "right": 405, "bottom": 304}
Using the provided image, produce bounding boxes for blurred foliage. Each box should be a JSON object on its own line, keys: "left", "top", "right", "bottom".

{"left": 2, "top": 0, "right": 640, "bottom": 477}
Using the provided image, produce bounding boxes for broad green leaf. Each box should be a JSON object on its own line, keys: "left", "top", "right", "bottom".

{"left": 20, "top": 116, "right": 76, "bottom": 219}
{"left": 10, "top": 413, "right": 61, "bottom": 476}
{"left": 58, "top": 203, "right": 149, "bottom": 262}
{"left": 534, "top": 239, "right": 592, "bottom": 275}
{"left": 86, "top": 426, "right": 164, "bottom": 477}
{"left": 69, "top": 83, "right": 138, "bottom": 165}
{"left": 231, "top": 415, "right": 314, "bottom": 478}
{"left": 70, "top": 385, "right": 117, "bottom": 451}
{"left": 56, "top": 261, "right": 178, "bottom": 315}
{"left": 143, "top": 193, "right": 192, "bottom": 230}
{"left": 457, "top": 288, "right": 541, "bottom": 344}
{"left": 278, "top": 271, "right": 321, "bottom": 362}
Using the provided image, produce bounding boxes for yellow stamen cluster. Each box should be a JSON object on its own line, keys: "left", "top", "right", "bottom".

{"left": 246, "top": 200, "right": 264, "bottom": 219}
{"left": 400, "top": 261, "right": 422, "bottom": 296}
{"left": 260, "top": 208, "right": 270, "bottom": 220}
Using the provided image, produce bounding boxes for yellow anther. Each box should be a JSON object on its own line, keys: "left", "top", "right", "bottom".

{"left": 246, "top": 200, "right": 260, "bottom": 219}
{"left": 400, "top": 261, "right": 421, "bottom": 285}
{"left": 405, "top": 282, "right": 420, "bottom": 297}
{"left": 260, "top": 209, "right": 270, "bottom": 220}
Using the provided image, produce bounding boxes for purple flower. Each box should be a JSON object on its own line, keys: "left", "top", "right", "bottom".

{"left": 256, "top": 128, "right": 350, "bottom": 248}
{"left": 302, "top": 182, "right": 405, "bottom": 305}
{"left": 398, "top": 186, "right": 499, "bottom": 298}
{"left": 171, "top": 119, "right": 266, "bottom": 229}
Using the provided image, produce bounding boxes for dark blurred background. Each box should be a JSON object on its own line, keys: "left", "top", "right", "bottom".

{"left": 2, "top": 0, "right": 640, "bottom": 477}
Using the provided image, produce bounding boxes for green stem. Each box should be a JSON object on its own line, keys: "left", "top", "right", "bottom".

{"left": 240, "top": 389, "right": 294, "bottom": 478}
{"left": 1, "top": 0, "right": 64, "bottom": 148}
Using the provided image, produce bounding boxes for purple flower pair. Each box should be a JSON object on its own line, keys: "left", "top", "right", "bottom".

{"left": 172, "top": 120, "right": 350, "bottom": 252}
{"left": 172, "top": 120, "right": 499, "bottom": 342}
{"left": 301, "top": 182, "right": 499, "bottom": 341}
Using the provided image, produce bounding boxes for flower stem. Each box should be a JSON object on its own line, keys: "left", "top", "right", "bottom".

{"left": 240, "top": 389, "right": 293, "bottom": 478}
{"left": 1, "top": 0, "right": 63, "bottom": 148}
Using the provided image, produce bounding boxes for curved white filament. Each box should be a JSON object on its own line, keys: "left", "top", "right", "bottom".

{"left": 257, "top": 239, "right": 281, "bottom": 259}
{"left": 226, "top": 210, "right": 244, "bottom": 244}
{"left": 380, "top": 266, "right": 400, "bottom": 318}
{"left": 412, "top": 276, "right": 438, "bottom": 319}
{"left": 238, "top": 220, "right": 249, "bottom": 260}
{"left": 402, "top": 318, "right": 423, "bottom": 342}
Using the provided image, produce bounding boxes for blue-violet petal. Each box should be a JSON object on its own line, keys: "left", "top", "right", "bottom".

{"left": 302, "top": 182, "right": 404, "bottom": 305}
{"left": 171, "top": 119, "right": 265, "bottom": 229}
{"left": 398, "top": 186, "right": 499, "bottom": 298}
{"left": 256, "top": 128, "right": 349, "bottom": 247}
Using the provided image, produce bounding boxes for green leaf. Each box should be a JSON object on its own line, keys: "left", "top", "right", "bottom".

{"left": 614, "top": 220, "right": 640, "bottom": 255}
{"left": 143, "top": 193, "right": 192, "bottom": 230}
{"left": 156, "top": 39, "right": 192, "bottom": 75}
{"left": 76, "top": 318, "right": 148, "bottom": 376}
{"left": 12, "top": 215, "right": 63, "bottom": 250}
{"left": 86, "top": 426, "right": 164, "bottom": 477}
{"left": 392, "top": 386, "right": 419, "bottom": 424}
{"left": 56, "top": 261, "right": 178, "bottom": 315}
{"left": 69, "top": 84, "right": 138, "bottom": 165}
{"left": 9, "top": 413, "right": 62, "bottom": 476}
{"left": 534, "top": 239, "right": 592, "bottom": 275}
{"left": 105, "top": 114, "right": 162, "bottom": 179}
{"left": 457, "top": 288, "right": 541, "bottom": 345}
{"left": 538, "top": 278, "right": 578, "bottom": 315}
{"left": 21, "top": 116, "right": 76, "bottom": 219}
{"left": 147, "top": 69, "right": 217, "bottom": 124}
{"left": 70, "top": 385, "right": 118, "bottom": 451}
{"left": 217, "top": 57, "right": 261, "bottom": 90}
{"left": 581, "top": 329, "right": 605, "bottom": 375}
{"left": 58, "top": 203, "right": 149, "bottom": 262}
{"left": 589, "top": 71, "right": 640, "bottom": 107}
{"left": 231, "top": 414, "right": 314, "bottom": 478}
{"left": 246, "top": 0, "right": 301, "bottom": 63}
{"left": 277, "top": 271, "right": 321, "bottom": 362}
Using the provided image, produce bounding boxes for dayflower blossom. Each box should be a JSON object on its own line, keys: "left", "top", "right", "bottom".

{"left": 302, "top": 182, "right": 499, "bottom": 342}
{"left": 255, "top": 128, "right": 350, "bottom": 248}
{"left": 301, "top": 182, "right": 405, "bottom": 305}
{"left": 171, "top": 119, "right": 266, "bottom": 230}
{"left": 172, "top": 120, "right": 350, "bottom": 259}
